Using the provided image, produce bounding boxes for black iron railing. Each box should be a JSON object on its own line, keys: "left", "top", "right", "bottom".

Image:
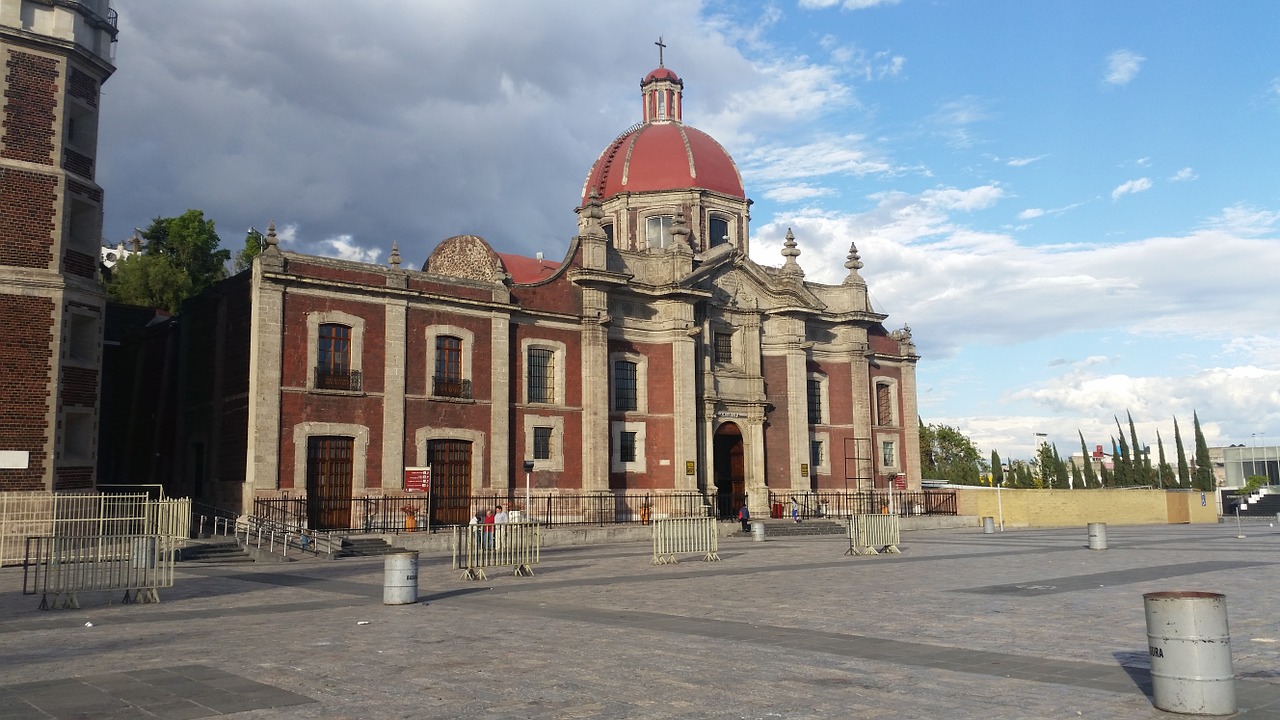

{"left": 431, "top": 377, "right": 472, "bottom": 399}
{"left": 314, "top": 368, "right": 362, "bottom": 391}
{"left": 767, "top": 490, "right": 957, "bottom": 519}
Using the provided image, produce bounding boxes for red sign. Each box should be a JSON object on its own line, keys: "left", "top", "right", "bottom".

{"left": 404, "top": 467, "right": 431, "bottom": 493}
{"left": 893, "top": 476, "right": 907, "bottom": 490}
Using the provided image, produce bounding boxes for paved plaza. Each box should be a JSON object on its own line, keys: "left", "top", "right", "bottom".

{"left": 1, "top": 523, "right": 1278, "bottom": 719}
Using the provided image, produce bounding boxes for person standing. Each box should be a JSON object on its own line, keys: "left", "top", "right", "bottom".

{"left": 790, "top": 497, "right": 800, "bottom": 523}
{"left": 738, "top": 503, "right": 750, "bottom": 532}
{"left": 493, "top": 505, "right": 509, "bottom": 550}
{"left": 482, "top": 507, "right": 496, "bottom": 550}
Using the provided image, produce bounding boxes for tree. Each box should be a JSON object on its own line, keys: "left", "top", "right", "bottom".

{"left": 106, "top": 210, "right": 229, "bottom": 312}
{"left": 1174, "top": 417, "right": 1191, "bottom": 487}
{"left": 1192, "top": 411, "right": 1215, "bottom": 491}
{"left": 1113, "top": 422, "right": 1132, "bottom": 486}
{"left": 1034, "top": 442, "right": 1058, "bottom": 488}
{"left": 1078, "top": 431, "right": 1098, "bottom": 488}
{"left": 1155, "top": 431, "right": 1175, "bottom": 488}
{"left": 1053, "top": 444, "right": 1070, "bottom": 489}
{"left": 233, "top": 227, "right": 265, "bottom": 273}
{"left": 1127, "top": 411, "right": 1154, "bottom": 486}
{"left": 918, "top": 421, "right": 985, "bottom": 485}
{"left": 991, "top": 450, "right": 1004, "bottom": 486}
{"left": 1099, "top": 461, "right": 1112, "bottom": 488}
{"left": 1069, "top": 457, "right": 1083, "bottom": 490}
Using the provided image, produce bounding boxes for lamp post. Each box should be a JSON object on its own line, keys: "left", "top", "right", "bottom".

{"left": 522, "top": 460, "right": 534, "bottom": 521}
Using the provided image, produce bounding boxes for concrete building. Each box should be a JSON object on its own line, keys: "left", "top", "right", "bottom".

{"left": 1218, "top": 443, "right": 1279, "bottom": 489}
{"left": 0, "top": 0, "right": 116, "bottom": 491}
{"left": 147, "top": 62, "right": 922, "bottom": 528}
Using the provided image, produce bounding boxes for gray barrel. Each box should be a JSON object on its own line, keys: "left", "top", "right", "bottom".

{"left": 982, "top": 516, "right": 995, "bottom": 534}
{"left": 750, "top": 521, "right": 766, "bottom": 542}
{"left": 1087, "top": 522, "right": 1107, "bottom": 550}
{"left": 1143, "top": 591, "right": 1235, "bottom": 715}
{"left": 131, "top": 536, "right": 157, "bottom": 568}
{"left": 382, "top": 551, "right": 419, "bottom": 605}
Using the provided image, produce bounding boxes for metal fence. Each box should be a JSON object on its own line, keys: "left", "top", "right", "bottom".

{"left": 651, "top": 517, "right": 720, "bottom": 565}
{"left": 451, "top": 522, "right": 541, "bottom": 580}
{"left": 23, "top": 534, "right": 178, "bottom": 609}
{"left": 768, "top": 490, "right": 957, "bottom": 519}
{"left": 846, "top": 514, "right": 902, "bottom": 555}
{"left": 1, "top": 492, "right": 191, "bottom": 567}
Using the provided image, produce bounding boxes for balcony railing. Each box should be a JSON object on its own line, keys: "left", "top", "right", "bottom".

{"left": 432, "top": 376, "right": 472, "bottom": 399}
{"left": 314, "top": 368, "right": 362, "bottom": 392}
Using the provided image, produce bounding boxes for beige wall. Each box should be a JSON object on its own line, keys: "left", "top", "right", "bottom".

{"left": 954, "top": 488, "right": 1219, "bottom": 527}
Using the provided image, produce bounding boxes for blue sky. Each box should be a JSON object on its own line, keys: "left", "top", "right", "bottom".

{"left": 98, "top": 0, "right": 1280, "bottom": 460}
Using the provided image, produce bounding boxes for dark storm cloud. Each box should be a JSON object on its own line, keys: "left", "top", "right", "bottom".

{"left": 98, "top": 1, "right": 736, "bottom": 264}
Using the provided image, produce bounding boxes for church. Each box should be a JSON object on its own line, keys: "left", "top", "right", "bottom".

{"left": 178, "top": 59, "right": 922, "bottom": 528}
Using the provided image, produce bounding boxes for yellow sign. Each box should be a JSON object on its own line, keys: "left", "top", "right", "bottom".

{"left": 685, "top": 461, "right": 696, "bottom": 475}
{"left": 800, "top": 463, "right": 809, "bottom": 477}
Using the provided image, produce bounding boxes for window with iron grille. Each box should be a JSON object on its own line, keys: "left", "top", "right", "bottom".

{"left": 714, "top": 332, "right": 732, "bottom": 365}
{"left": 316, "top": 323, "right": 354, "bottom": 389}
{"left": 811, "top": 440, "right": 824, "bottom": 470}
{"left": 527, "top": 347, "right": 554, "bottom": 403}
{"left": 876, "top": 382, "right": 894, "bottom": 426}
{"left": 882, "top": 439, "right": 896, "bottom": 468}
{"left": 434, "top": 335, "right": 466, "bottom": 397}
{"left": 533, "top": 426, "right": 552, "bottom": 460}
{"left": 807, "top": 378, "right": 823, "bottom": 425}
{"left": 614, "top": 360, "right": 638, "bottom": 411}
{"left": 620, "top": 431, "right": 637, "bottom": 463}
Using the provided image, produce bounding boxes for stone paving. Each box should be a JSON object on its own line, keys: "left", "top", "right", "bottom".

{"left": 1, "top": 523, "right": 1278, "bottom": 719}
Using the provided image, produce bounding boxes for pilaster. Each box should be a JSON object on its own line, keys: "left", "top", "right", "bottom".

{"left": 849, "top": 343, "right": 874, "bottom": 490}
{"left": 579, "top": 287, "right": 610, "bottom": 492}
{"left": 381, "top": 299, "right": 407, "bottom": 490}
{"left": 245, "top": 265, "right": 284, "bottom": 515}
{"left": 672, "top": 333, "right": 698, "bottom": 492}
{"left": 489, "top": 313, "right": 510, "bottom": 492}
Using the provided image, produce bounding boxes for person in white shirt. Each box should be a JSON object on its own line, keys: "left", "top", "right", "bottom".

{"left": 493, "top": 505, "right": 509, "bottom": 549}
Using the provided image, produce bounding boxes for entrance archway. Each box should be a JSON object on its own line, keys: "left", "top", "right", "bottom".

{"left": 713, "top": 422, "right": 745, "bottom": 519}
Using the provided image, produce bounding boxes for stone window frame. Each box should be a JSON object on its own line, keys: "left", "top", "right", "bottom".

{"left": 712, "top": 329, "right": 736, "bottom": 367}
{"left": 425, "top": 324, "right": 474, "bottom": 397}
{"left": 807, "top": 372, "right": 829, "bottom": 426}
{"left": 642, "top": 212, "right": 675, "bottom": 250}
{"left": 291, "top": 422, "right": 369, "bottom": 494}
{"left": 879, "top": 437, "right": 898, "bottom": 471}
{"left": 873, "top": 376, "right": 900, "bottom": 428}
{"left": 523, "top": 414, "right": 564, "bottom": 472}
{"left": 608, "top": 351, "right": 648, "bottom": 414}
{"left": 520, "top": 338, "right": 566, "bottom": 406}
{"left": 610, "top": 420, "right": 647, "bottom": 473}
{"left": 60, "top": 408, "right": 96, "bottom": 464}
{"left": 64, "top": 306, "right": 100, "bottom": 367}
{"left": 809, "top": 431, "right": 831, "bottom": 477}
{"left": 306, "top": 310, "right": 364, "bottom": 391}
{"left": 413, "top": 426, "right": 487, "bottom": 493}
{"left": 708, "top": 213, "right": 732, "bottom": 249}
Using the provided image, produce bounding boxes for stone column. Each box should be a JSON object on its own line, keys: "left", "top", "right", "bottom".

{"left": 489, "top": 313, "right": 511, "bottom": 493}
{"left": 849, "top": 341, "right": 874, "bottom": 490}
{"left": 672, "top": 331, "right": 699, "bottom": 492}
{"left": 899, "top": 358, "right": 922, "bottom": 486}
{"left": 381, "top": 299, "right": 407, "bottom": 491}
{"left": 245, "top": 263, "right": 285, "bottom": 515}
{"left": 783, "top": 329, "right": 809, "bottom": 491}
{"left": 579, "top": 292, "right": 610, "bottom": 493}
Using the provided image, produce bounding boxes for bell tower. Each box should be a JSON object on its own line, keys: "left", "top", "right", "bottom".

{"left": 0, "top": 0, "right": 117, "bottom": 490}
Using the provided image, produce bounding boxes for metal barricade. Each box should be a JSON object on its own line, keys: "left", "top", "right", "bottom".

{"left": 23, "top": 534, "right": 177, "bottom": 609}
{"left": 846, "top": 514, "right": 901, "bottom": 556}
{"left": 651, "top": 517, "right": 720, "bottom": 565}
{"left": 452, "top": 522, "right": 542, "bottom": 580}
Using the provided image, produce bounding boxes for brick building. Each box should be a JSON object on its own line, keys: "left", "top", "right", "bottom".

{"left": 0, "top": 0, "right": 116, "bottom": 491}
{"left": 175, "top": 62, "right": 921, "bottom": 527}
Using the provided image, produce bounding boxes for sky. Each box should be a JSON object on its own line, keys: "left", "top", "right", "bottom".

{"left": 97, "top": 0, "right": 1280, "bottom": 462}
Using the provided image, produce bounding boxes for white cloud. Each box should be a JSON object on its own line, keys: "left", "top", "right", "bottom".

{"left": 1105, "top": 49, "right": 1145, "bottom": 86}
{"left": 741, "top": 135, "right": 894, "bottom": 185}
{"left": 320, "top": 234, "right": 383, "bottom": 264}
{"left": 1111, "top": 177, "right": 1152, "bottom": 200}
{"left": 1169, "top": 167, "right": 1197, "bottom": 182}
{"left": 1006, "top": 155, "right": 1047, "bottom": 167}
{"left": 800, "top": 0, "right": 901, "bottom": 8}
{"left": 1019, "top": 208, "right": 1045, "bottom": 220}
{"left": 762, "top": 184, "right": 837, "bottom": 203}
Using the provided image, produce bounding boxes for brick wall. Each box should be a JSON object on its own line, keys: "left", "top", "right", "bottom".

{"left": 0, "top": 295, "right": 54, "bottom": 490}
{"left": 54, "top": 466, "right": 92, "bottom": 491}
{"left": 67, "top": 67, "right": 99, "bottom": 108}
{"left": 60, "top": 365, "right": 98, "bottom": 407}
{"left": 0, "top": 167, "right": 57, "bottom": 269}
{"left": 63, "top": 248, "right": 95, "bottom": 279}
{"left": 2, "top": 49, "right": 60, "bottom": 165}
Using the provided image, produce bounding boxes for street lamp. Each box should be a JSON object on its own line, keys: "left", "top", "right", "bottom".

{"left": 522, "top": 460, "right": 535, "bottom": 521}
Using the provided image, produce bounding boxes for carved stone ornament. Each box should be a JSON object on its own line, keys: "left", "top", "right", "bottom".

{"left": 424, "top": 234, "right": 502, "bottom": 282}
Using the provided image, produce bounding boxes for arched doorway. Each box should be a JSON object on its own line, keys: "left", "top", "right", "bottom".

{"left": 713, "top": 422, "right": 745, "bottom": 519}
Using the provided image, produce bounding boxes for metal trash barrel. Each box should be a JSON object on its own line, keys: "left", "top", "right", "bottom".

{"left": 1143, "top": 591, "right": 1235, "bottom": 715}
{"left": 383, "top": 551, "right": 419, "bottom": 605}
{"left": 982, "top": 517, "right": 995, "bottom": 534}
{"left": 131, "top": 537, "right": 157, "bottom": 568}
{"left": 751, "top": 521, "right": 766, "bottom": 542}
{"left": 1087, "top": 522, "right": 1107, "bottom": 550}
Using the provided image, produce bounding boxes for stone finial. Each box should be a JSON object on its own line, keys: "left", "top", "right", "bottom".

{"left": 779, "top": 227, "right": 804, "bottom": 279}
{"left": 581, "top": 188, "right": 605, "bottom": 238}
{"left": 842, "top": 242, "right": 865, "bottom": 285}
{"left": 388, "top": 242, "right": 402, "bottom": 269}
{"left": 262, "top": 221, "right": 281, "bottom": 256}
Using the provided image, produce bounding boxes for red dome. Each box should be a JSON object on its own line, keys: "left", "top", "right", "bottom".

{"left": 581, "top": 122, "right": 744, "bottom": 204}
{"left": 644, "top": 66, "right": 681, "bottom": 83}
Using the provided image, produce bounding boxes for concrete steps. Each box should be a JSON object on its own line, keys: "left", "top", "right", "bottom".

{"left": 179, "top": 539, "right": 255, "bottom": 564}
{"left": 741, "top": 519, "right": 847, "bottom": 538}
{"left": 334, "top": 537, "right": 409, "bottom": 558}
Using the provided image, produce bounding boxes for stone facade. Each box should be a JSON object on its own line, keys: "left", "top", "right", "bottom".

{"left": 0, "top": 0, "right": 116, "bottom": 490}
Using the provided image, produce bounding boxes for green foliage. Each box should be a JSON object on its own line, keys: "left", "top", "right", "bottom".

{"left": 106, "top": 210, "right": 229, "bottom": 312}
{"left": 1192, "top": 411, "right": 1215, "bottom": 491}
{"left": 1155, "top": 431, "right": 1175, "bottom": 488}
{"left": 1053, "top": 444, "right": 1069, "bottom": 489}
{"left": 1127, "top": 411, "right": 1154, "bottom": 486}
{"left": 233, "top": 228, "right": 265, "bottom": 274}
{"left": 918, "top": 421, "right": 985, "bottom": 485}
{"left": 1174, "top": 417, "right": 1191, "bottom": 487}
{"left": 1069, "top": 459, "right": 1083, "bottom": 489}
{"left": 991, "top": 450, "right": 1004, "bottom": 486}
{"left": 1078, "top": 431, "right": 1098, "bottom": 488}
{"left": 1112, "top": 425, "right": 1132, "bottom": 486}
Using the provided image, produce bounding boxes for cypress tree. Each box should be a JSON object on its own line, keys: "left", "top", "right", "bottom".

{"left": 1128, "top": 411, "right": 1153, "bottom": 486}
{"left": 1113, "top": 421, "right": 1132, "bottom": 486}
{"left": 991, "top": 450, "right": 1004, "bottom": 486}
{"left": 1079, "top": 431, "right": 1098, "bottom": 488}
{"left": 1192, "top": 411, "right": 1215, "bottom": 491}
{"left": 1174, "top": 417, "right": 1191, "bottom": 487}
{"left": 1053, "top": 444, "right": 1069, "bottom": 489}
{"left": 1155, "top": 430, "right": 1173, "bottom": 488}
{"left": 1070, "top": 459, "right": 1083, "bottom": 489}
{"left": 1099, "top": 461, "right": 1112, "bottom": 488}
{"left": 1111, "top": 435, "right": 1131, "bottom": 486}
